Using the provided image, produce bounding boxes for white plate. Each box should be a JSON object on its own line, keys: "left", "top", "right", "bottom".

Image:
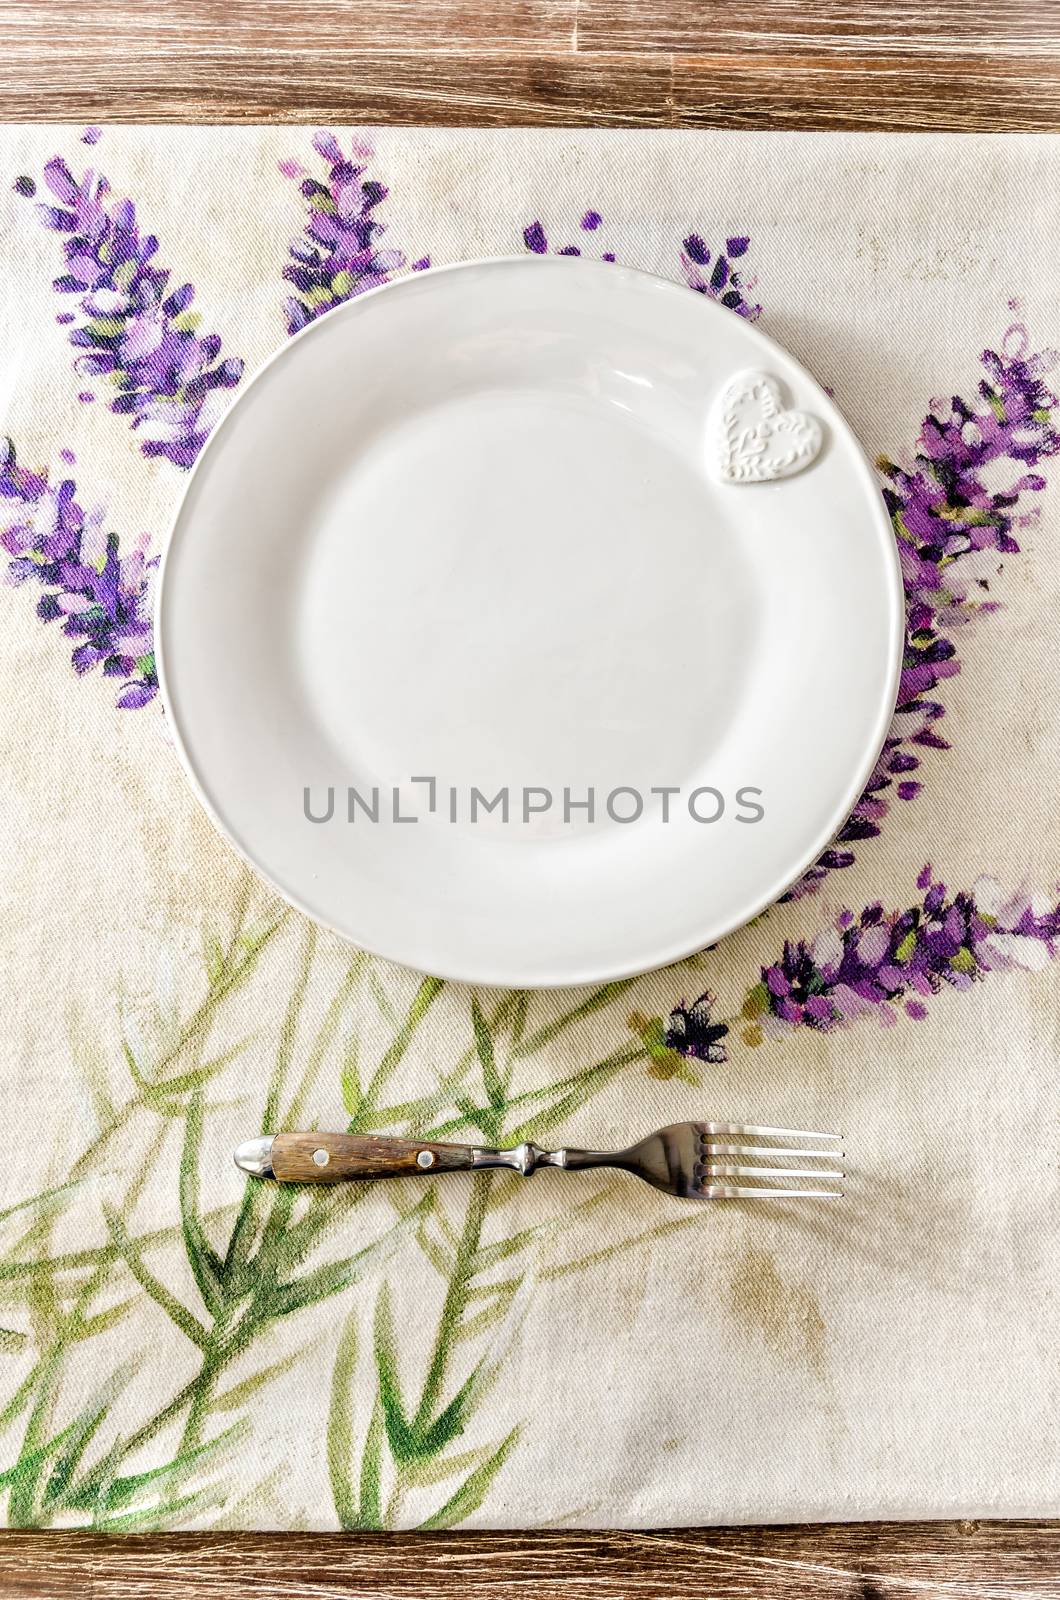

{"left": 158, "top": 258, "right": 902, "bottom": 988}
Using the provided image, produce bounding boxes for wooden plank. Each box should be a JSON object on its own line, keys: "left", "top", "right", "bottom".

{"left": 0, "top": 47, "right": 671, "bottom": 124}
{"left": 4, "top": 43, "right": 1059, "bottom": 129}
{"left": 4, "top": 0, "right": 1060, "bottom": 127}
{"left": 672, "top": 53, "right": 1060, "bottom": 131}
{"left": 578, "top": 0, "right": 1060, "bottom": 56}
{"left": 0, "top": 0, "right": 574, "bottom": 55}
{"left": 3, "top": 1522, "right": 1060, "bottom": 1598}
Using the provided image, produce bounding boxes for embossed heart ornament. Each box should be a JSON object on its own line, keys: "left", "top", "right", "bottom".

{"left": 712, "top": 369, "right": 822, "bottom": 484}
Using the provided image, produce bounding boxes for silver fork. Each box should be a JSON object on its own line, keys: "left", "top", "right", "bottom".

{"left": 234, "top": 1121, "right": 844, "bottom": 1201}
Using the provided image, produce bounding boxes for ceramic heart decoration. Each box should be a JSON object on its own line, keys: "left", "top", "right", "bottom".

{"left": 712, "top": 370, "right": 822, "bottom": 484}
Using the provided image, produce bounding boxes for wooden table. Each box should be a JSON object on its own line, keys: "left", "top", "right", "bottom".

{"left": 2, "top": 3, "right": 1060, "bottom": 1594}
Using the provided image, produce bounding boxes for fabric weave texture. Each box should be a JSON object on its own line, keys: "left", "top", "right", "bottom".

{"left": 1, "top": 125, "right": 1059, "bottom": 1530}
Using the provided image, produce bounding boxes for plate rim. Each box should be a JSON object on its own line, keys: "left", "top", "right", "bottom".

{"left": 156, "top": 254, "right": 905, "bottom": 989}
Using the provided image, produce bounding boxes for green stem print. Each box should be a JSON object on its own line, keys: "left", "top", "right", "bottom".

{"left": 6, "top": 840, "right": 1056, "bottom": 1532}
{"left": 327, "top": 983, "right": 666, "bottom": 1532}
{"left": 4, "top": 855, "right": 1057, "bottom": 1529}
{"left": 0, "top": 874, "right": 681, "bottom": 1531}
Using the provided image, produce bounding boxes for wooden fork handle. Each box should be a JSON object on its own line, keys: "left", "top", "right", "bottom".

{"left": 265, "top": 1132, "right": 475, "bottom": 1184}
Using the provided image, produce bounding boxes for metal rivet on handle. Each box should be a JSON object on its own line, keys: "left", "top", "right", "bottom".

{"left": 417, "top": 1150, "right": 435, "bottom": 1168}
{"left": 313, "top": 1148, "right": 329, "bottom": 1167}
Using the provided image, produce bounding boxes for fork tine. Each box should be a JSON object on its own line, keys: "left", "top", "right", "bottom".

{"left": 703, "top": 1184, "right": 844, "bottom": 1200}
{"left": 700, "top": 1121, "right": 843, "bottom": 1141}
{"left": 702, "top": 1142, "right": 843, "bottom": 1159}
{"left": 705, "top": 1163, "right": 844, "bottom": 1181}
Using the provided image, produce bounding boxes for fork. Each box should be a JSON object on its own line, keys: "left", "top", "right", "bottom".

{"left": 233, "top": 1121, "right": 844, "bottom": 1201}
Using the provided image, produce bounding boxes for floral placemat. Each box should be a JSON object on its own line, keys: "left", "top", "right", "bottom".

{"left": 2, "top": 126, "right": 1059, "bottom": 1530}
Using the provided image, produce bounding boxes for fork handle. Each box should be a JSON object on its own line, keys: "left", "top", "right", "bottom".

{"left": 238, "top": 1132, "right": 475, "bottom": 1184}
{"left": 235, "top": 1132, "right": 617, "bottom": 1184}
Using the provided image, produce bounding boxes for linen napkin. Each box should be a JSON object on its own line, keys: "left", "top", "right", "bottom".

{"left": 1, "top": 125, "right": 1059, "bottom": 1530}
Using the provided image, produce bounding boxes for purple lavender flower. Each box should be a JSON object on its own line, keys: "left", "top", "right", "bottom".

{"left": 626, "top": 994, "right": 724, "bottom": 1081}
{"left": 523, "top": 220, "right": 549, "bottom": 255}
{"left": 1, "top": 438, "right": 156, "bottom": 708}
{"left": 522, "top": 215, "right": 759, "bottom": 315}
{"left": 21, "top": 156, "right": 244, "bottom": 468}
{"left": 744, "top": 867, "right": 1060, "bottom": 1041}
{"left": 663, "top": 991, "right": 729, "bottom": 1062}
{"left": 680, "top": 234, "right": 760, "bottom": 319}
{"left": 791, "top": 327, "right": 1060, "bottom": 898}
{"left": 281, "top": 131, "right": 408, "bottom": 335}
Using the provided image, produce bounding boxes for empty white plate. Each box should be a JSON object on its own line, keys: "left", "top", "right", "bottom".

{"left": 157, "top": 258, "right": 903, "bottom": 988}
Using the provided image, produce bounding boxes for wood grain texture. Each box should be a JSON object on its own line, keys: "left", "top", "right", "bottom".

{"left": 578, "top": 0, "right": 1060, "bottom": 55}
{"left": 672, "top": 54, "right": 1060, "bottom": 131}
{"left": 4, "top": 0, "right": 1060, "bottom": 127}
{"left": 0, "top": 46, "right": 672, "bottom": 126}
{"left": 269, "top": 1131, "right": 474, "bottom": 1182}
{"left": 5, "top": 0, "right": 573, "bottom": 54}
{"left": 3, "top": 1522, "right": 1060, "bottom": 1597}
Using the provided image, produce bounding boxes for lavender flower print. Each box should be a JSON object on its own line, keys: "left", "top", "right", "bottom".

{"left": 22, "top": 158, "right": 244, "bottom": 469}
{"left": 523, "top": 212, "right": 616, "bottom": 261}
{"left": 522, "top": 215, "right": 761, "bottom": 318}
{"left": 680, "top": 233, "right": 760, "bottom": 320}
{"left": 281, "top": 131, "right": 417, "bottom": 335}
{"left": 627, "top": 994, "right": 725, "bottom": 1084}
{"left": 654, "top": 867, "right": 1060, "bottom": 1067}
{"left": 0, "top": 439, "right": 156, "bottom": 708}
{"left": 792, "top": 328, "right": 1060, "bottom": 898}
{"left": 746, "top": 867, "right": 1060, "bottom": 1042}
{"left": 663, "top": 992, "right": 729, "bottom": 1063}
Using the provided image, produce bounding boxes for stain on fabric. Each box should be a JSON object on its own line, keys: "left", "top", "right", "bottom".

{"left": 726, "top": 1245, "right": 827, "bottom": 1378}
